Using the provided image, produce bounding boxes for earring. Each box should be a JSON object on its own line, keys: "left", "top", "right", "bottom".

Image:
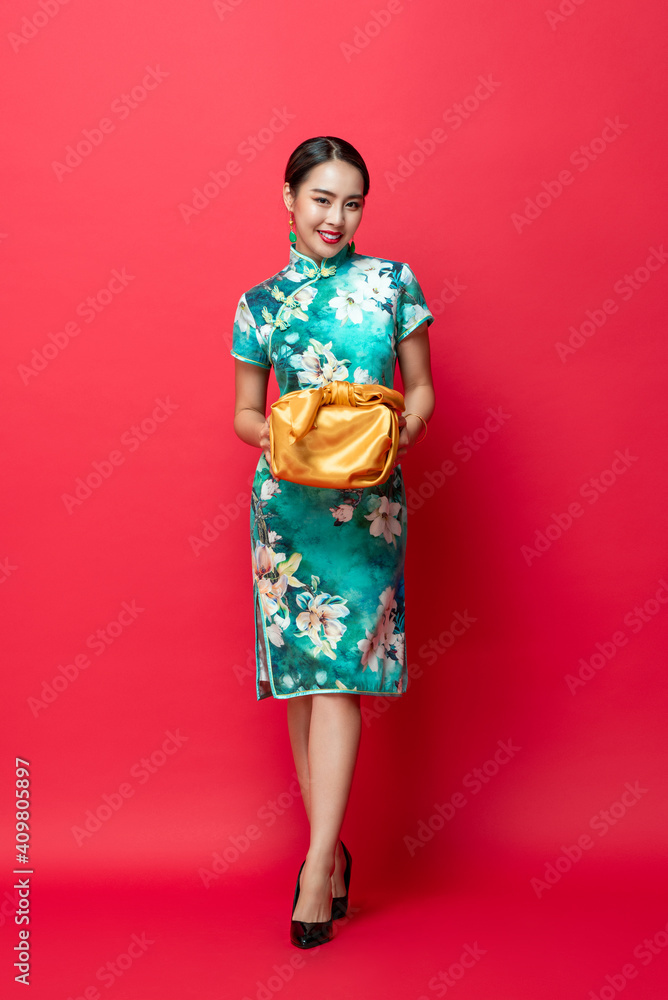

{"left": 288, "top": 212, "right": 297, "bottom": 244}
{"left": 349, "top": 240, "right": 355, "bottom": 253}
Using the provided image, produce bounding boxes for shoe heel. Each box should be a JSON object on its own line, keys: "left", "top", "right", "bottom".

{"left": 331, "top": 841, "right": 352, "bottom": 920}
{"left": 290, "top": 860, "right": 334, "bottom": 949}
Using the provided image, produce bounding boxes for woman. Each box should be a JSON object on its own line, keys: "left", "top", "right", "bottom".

{"left": 231, "top": 136, "right": 435, "bottom": 948}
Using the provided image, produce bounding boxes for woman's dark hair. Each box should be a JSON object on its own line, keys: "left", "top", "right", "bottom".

{"left": 284, "top": 136, "right": 370, "bottom": 198}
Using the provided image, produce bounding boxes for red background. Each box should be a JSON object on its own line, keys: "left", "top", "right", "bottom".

{"left": 3, "top": 0, "right": 667, "bottom": 997}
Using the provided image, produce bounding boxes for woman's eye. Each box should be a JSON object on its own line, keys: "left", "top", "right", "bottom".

{"left": 315, "top": 198, "right": 361, "bottom": 208}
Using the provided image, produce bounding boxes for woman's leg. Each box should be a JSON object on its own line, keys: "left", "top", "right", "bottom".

{"left": 289, "top": 692, "right": 361, "bottom": 922}
{"left": 287, "top": 695, "right": 349, "bottom": 897}
{"left": 286, "top": 694, "right": 313, "bottom": 816}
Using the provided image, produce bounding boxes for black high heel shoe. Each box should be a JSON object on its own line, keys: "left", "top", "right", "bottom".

{"left": 331, "top": 841, "right": 352, "bottom": 920}
{"left": 290, "top": 860, "right": 334, "bottom": 949}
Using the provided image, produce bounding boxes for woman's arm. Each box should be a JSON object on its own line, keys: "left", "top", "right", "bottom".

{"left": 233, "top": 359, "right": 272, "bottom": 464}
{"left": 395, "top": 322, "right": 435, "bottom": 464}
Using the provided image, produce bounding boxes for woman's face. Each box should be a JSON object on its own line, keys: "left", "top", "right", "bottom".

{"left": 283, "top": 159, "right": 365, "bottom": 265}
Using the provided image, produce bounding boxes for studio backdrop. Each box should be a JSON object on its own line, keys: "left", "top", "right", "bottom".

{"left": 3, "top": 0, "right": 666, "bottom": 933}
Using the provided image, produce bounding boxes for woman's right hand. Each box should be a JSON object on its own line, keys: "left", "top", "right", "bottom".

{"left": 258, "top": 417, "right": 271, "bottom": 465}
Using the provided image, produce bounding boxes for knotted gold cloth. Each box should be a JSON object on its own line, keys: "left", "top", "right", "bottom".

{"left": 269, "top": 380, "right": 405, "bottom": 489}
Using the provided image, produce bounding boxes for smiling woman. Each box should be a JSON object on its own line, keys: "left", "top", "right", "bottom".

{"left": 285, "top": 159, "right": 365, "bottom": 260}
{"left": 230, "top": 135, "right": 435, "bottom": 949}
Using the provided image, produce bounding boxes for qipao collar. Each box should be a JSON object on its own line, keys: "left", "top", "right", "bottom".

{"left": 287, "top": 240, "right": 353, "bottom": 278}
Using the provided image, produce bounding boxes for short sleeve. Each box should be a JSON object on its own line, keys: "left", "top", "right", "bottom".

{"left": 395, "top": 264, "right": 435, "bottom": 343}
{"left": 230, "top": 292, "right": 272, "bottom": 369}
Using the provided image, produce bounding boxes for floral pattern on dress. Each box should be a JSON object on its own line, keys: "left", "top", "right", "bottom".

{"left": 357, "top": 585, "right": 404, "bottom": 673}
{"left": 231, "top": 241, "right": 433, "bottom": 700}
{"left": 289, "top": 338, "right": 350, "bottom": 388}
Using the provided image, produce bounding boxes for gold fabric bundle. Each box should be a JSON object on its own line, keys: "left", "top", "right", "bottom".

{"left": 269, "top": 380, "right": 405, "bottom": 489}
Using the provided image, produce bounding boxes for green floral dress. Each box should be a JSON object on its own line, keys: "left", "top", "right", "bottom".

{"left": 231, "top": 240, "right": 434, "bottom": 700}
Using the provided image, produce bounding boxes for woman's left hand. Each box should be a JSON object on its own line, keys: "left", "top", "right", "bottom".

{"left": 392, "top": 414, "right": 413, "bottom": 468}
